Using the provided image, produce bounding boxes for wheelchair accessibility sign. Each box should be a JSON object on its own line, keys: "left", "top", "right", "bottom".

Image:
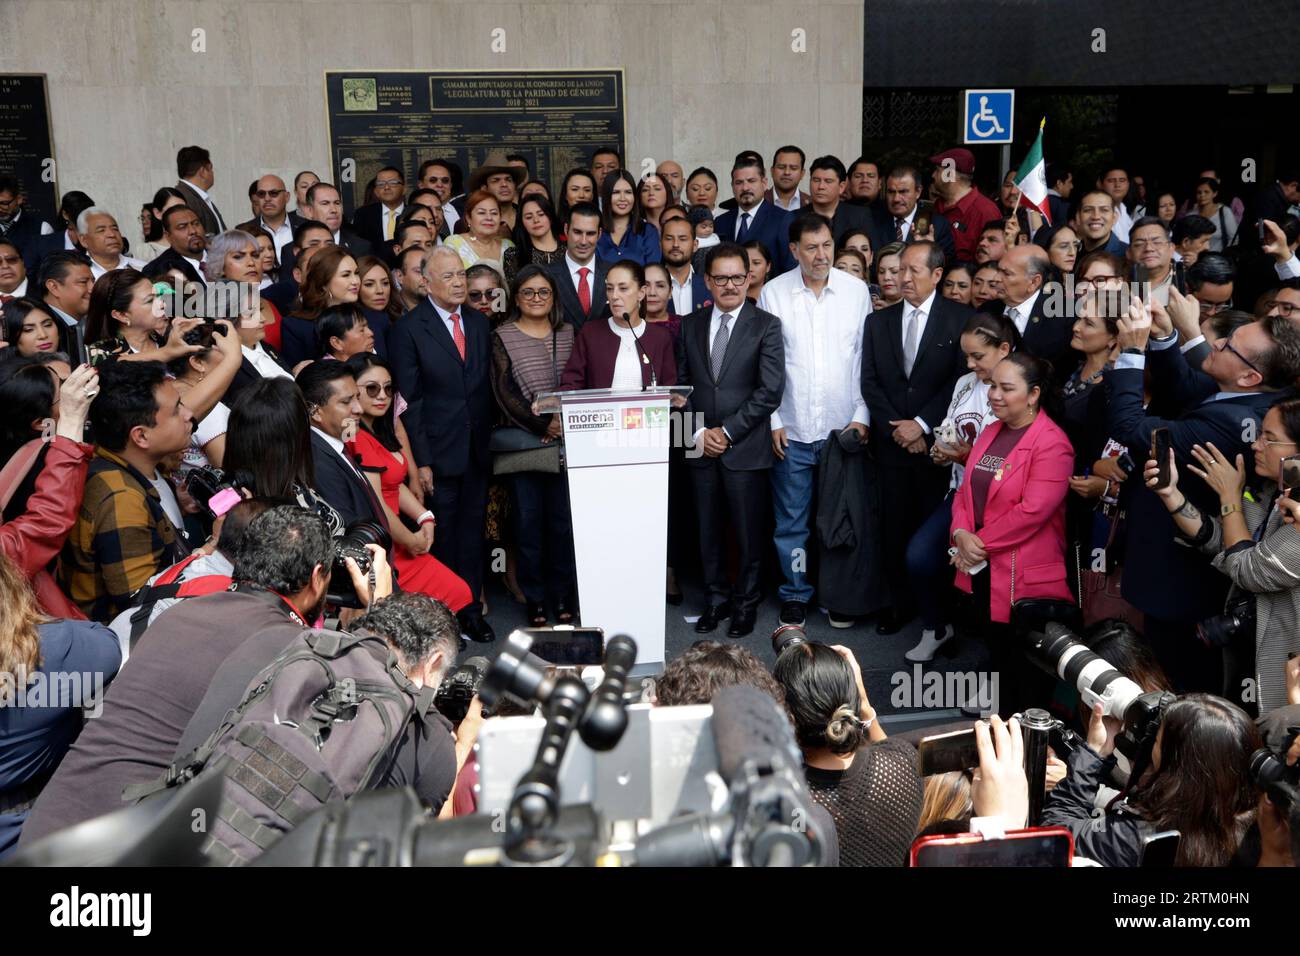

{"left": 963, "top": 89, "right": 1014, "bottom": 144}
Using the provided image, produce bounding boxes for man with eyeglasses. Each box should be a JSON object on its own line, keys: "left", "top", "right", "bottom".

{"left": 0, "top": 238, "right": 27, "bottom": 300}
{"left": 390, "top": 245, "right": 496, "bottom": 645}
{"left": 417, "top": 159, "right": 461, "bottom": 234}
{"left": 678, "top": 242, "right": 785, "bottom": 638}
{"left": 352, "top": 166, "right": 407, "bottom": 248}
{"left": 759, "top": 213, "right": 872, "bottom": 630}
{"left": 1107, "top": 298, "right": 1300, "bottom": 692}
{"left": 1128, "top": 216, "right": 1176, "bottom": 306}
{"left": 235, "top": 174, "right": 301, "bottom": 262}
{"left": 1186, "top": 252, "right": 1236, "bottom": 317}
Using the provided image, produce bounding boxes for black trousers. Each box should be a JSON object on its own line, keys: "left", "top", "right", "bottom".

{"left": 430, "top": 456, "right": 489, "bottom": 617}
{"left": 510, "top": 470, "right": 576, "bottom": 606}
{"left": 690, "top": 461, "right": 768, "bottom": 611}
{"left": 879, "top": 459, "right": 952, "bottom": 614}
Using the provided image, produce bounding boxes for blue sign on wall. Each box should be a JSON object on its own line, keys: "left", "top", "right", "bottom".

{"left": 963, "top": 89, "right": 1014, "bottom": 144}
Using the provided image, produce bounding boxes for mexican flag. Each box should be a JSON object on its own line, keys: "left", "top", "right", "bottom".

{"left": 1015, "top": 117, "right": 1051, "bottom": 224}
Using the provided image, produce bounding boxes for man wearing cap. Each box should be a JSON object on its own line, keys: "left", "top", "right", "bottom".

{"left": 467, "top": 164, "right": 527, "bottom": 236}
{"left": 930, "top": 148, "right": 1001, "bottom": 263}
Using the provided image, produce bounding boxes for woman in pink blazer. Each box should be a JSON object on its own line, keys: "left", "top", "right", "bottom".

{"left": 950, "top": 353, "right": 1075, "bottom": 712}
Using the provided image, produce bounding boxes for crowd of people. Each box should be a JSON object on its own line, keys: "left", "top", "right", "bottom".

{"left": 0, "top": 138, "right": 1299, "bottom": 865}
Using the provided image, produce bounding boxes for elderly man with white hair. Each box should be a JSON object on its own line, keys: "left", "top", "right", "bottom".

{"left": 389, "top": 244, "right": 498, "bottom": 645}
{"left": 77, "top": 207, "right": 145, "bottom": 279}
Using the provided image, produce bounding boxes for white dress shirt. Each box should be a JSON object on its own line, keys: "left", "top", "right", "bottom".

{"left": 183, "top": 254, "right": 208, "bottom": 285}
{"left": 259, "top": 216, "right": 295, "bottom": 261}
{"left": 771, "top": 191, "right": 803, "bottom": 212}
{"left": 2, "top": 278, "right": 28, "bottom": 298}
{"left": 89, "top": 254, "right": 146, "bottom": 280}
{"left": 901, "top": 289, "right": 937, "bottom": 432}
{"left": 670, "top": 266, "right": 696, "bottom": 315}
{"left": 242, "top": 343, "right": 292, "bottom": 380}
{"left": 760, "top": 266, "right": 872, "bottom": 443}
{"left": 442, "top": 203, "right": 460, "bottom": 233}
{"left": 608, "top": 318, "right": 646, "bottom": 390}
{"left": 732, "top": 200, "right": 765, "bottom": 241}
{"left": 1112, "top": 203, "right": 1134, "bottom": 244}
{"left": 311, "top": 426, "right": 366, "bottom": 482}
{"left": 382, "top": 203, "right": 405, "bottom": 240}
{"left": 565, "top": 252, "right": 597, "bottom": 298}
{"left": 1276, "top": 253, "right": 1300, "bottom": 280}
{"left": 429, "top": 297, "right": 466, "bottom": 343}
{"left": 1004, "top": 287, "right": 1042, "bottom": 335}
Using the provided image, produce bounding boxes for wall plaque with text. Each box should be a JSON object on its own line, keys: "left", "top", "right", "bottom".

{"left": 324, "top": 69, "right": 625, "bottom": 216}
{"left": 0, "top": 74, "right": 58, "bottom": 222}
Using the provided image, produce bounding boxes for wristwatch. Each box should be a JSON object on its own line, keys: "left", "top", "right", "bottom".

{"left": 1221, "top": 502, "right": 1243, "bottom": 517}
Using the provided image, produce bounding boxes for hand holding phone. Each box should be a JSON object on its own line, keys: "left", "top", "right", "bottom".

{"left": 1151, "top": 428, "right": 1173, "bottom": 490}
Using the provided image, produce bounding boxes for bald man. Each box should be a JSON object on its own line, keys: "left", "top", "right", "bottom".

{"left": 656, "top": 161, "right": 685, "bottom": 203}
{"left": 236, "top": 173, "right": 303, "bottom": 261}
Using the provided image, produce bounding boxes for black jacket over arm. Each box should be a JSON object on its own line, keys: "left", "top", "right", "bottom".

{"left": 389, "top": 299, "right": 493, "bottom": 479}
{"left": 861, "top": 295, "right": 971, "bottom": 467}
{"left": 678, "top": 301, "right": 786, "bottom": 471}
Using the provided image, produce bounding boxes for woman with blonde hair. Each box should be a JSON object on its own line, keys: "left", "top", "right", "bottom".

{"left": 0, "top": 551, "right": 121, "bottom": 857}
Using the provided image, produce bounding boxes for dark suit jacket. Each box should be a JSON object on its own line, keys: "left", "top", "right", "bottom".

{"left": 714, "top": 202, "right": 795, "bottom": 275}
{"left": 668, "top": 271, "right": 713, "bottom": 317}
{"left": 861, "top": 295, "right": 971, "bottom": 468}
{"left": 559, "top": 315, "right": 677, "bottom": 391}
{"left": 349, "top": 202, "right": 403, "bottom": 249}
{"left": 175, "top": 180, "right": 225, "bottom": 237}
{"left": 20, "top": 230, "right": 75, "bottom": 275}
{"left": 678, "top": 301, "right": 785, "bottom": 471}
{"left": 763, "top": 188, "right": 812, "bottom": 210}
{"left": 868, "top": 202, "right": 957, "bottom": 263}
{"left": 827, "top": 202, "right": 875, "bottom": 246}
{"left": 142, "top": 247, "right": 206, "bottom": 285}
{"left": 278, "top": 228, "right": 371, "bottom": 281}
{"left": 1106, "top": 354, "right": 1285, "bottom": 621}
{"left": 389, "top": 299, "right": 493, "bottom": 478}
{"left": 545, "top": 258, "right": 609, "bottom": 331}
{"left": 222, "top": 345, "right": 290, "bottom": 408}
{"left": 278, "top": 314, "right": 317, "bottom": 368}
{"left": 309, "top": 430, "right": 387, "bottom": 530}
{"left": 1012, "top": 290, "right": 1077, "bottom": 375}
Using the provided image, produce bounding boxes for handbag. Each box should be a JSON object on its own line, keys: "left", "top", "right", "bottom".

{"left": 1075, "top": 513, "right": 1145, "bottom": 630}
{"left": 491, "top": 328, "right": 563, "bottom": 476}
{"left": 1008, "top": 549, "right": 1082, "bottom": 635}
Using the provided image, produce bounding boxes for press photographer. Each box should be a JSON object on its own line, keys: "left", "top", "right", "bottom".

{"left": 1143, "top": 397, "right": 1300, "bottom": 714}
{"left": 17, "top": 504, "right": 391, "bottom": 845}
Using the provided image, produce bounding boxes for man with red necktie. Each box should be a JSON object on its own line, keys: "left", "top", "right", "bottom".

{"left": 546, "top": 202, "right": 610, "bottom": 331}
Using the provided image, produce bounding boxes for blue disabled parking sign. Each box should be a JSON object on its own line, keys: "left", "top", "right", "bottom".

{"left": 963, "top": 89, "right": 1014, "bottom": 144}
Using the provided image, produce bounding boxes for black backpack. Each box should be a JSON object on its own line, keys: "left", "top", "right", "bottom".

{"left": 128, "top": 627, "right": 434, "bottom": 865}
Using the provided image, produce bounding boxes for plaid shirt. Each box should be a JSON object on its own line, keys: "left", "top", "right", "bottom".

{"left": 59, "top": 448, "right": 182, "bottom": 622}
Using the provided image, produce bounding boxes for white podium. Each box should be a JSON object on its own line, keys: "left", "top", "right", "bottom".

{"left": 538, "top": 386, "right": 691, "bottom": 672}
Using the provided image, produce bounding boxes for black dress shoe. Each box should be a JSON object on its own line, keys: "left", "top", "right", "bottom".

{"left": 875, "top": 609, "right": 912, "bottom": 636}
{"left": 459, "top": 613, "right": 497, "bottom": 643}
{"left": 727, "top": 607, "right": 757, "bottom": 637}
{"left": 666, "top": 591, "right": 684, "bottom": 606}
{"left": 779, "top": 601, "right": 807, "bottom": 627}
{"left": 694, "top": 602, "right": 734, "bottom": 633}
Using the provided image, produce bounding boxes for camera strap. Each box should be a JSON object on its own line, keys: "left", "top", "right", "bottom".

{"left": 230, "top": 581, "right": 309, "bottom": 628}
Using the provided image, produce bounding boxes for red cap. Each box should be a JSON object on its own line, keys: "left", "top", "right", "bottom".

{"left": 929, "top": 148, "right": 976, "bottom": 176}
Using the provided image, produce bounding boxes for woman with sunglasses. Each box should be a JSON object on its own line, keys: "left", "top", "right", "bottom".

{"left": 343, "top": 352, "right": 473, "bottom": 614}
{"left": 491, "top": 266, "right": 578, "bottom": 625}
{"left": 1145, "top": 398, "right": 1300, "bottom": 715}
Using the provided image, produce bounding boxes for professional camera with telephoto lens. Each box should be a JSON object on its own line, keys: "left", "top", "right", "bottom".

{"left": 1027, "top": 623, "right": 1175, "bottom": 788}
{"left": 771, "top": 623, "right": 808, "bottom": 656}
{"left": 184, "top": 466, "right": 252, "bottom": 520}
{"left": 326, "top": 519, "right": 392, "bottom": 609}
{"left": 435, "top": 656, "right": 491, "bottom": 723}
{"left": 1250, "top": 727, "right": 1300, "bottom": 811}
{"left": 1196, "top": 592, "right": 1256, "bottom": 649}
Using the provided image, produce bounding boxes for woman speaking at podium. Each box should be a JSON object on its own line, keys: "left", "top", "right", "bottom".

{"left": 559, "top": 261, "right": 677, "bottom": 390}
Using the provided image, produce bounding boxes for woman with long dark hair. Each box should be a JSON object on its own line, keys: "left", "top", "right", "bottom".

{"left": 773, "top": 641, "right": 922, "bottom": 867}
{"left": 742, "top": 239, "right": 772, "bottom": 302}
{"left": 83, "top": 269, "right": 199, "bottom": 368}
{"left": 557, "top": 168, "right": 597, "bottom": 232}
{"left": 222, "top": 376, "right": 343, "bottom": 536}
{"left": 279, "top": 246, "right": 361, "bottom": 368}
{"left": 344, "top": 352, "right": 472, "bottom": 613}
{"left": 512, "top": 194, "right": 566, "bottom": 270}
{"left": 0, "top": 551, "right": 121, "bottom": 857}
{"left": 1043, "top": 693, "right": 1260, "bottom": 866}
{"left": 353, "top": 254, "right": 396, "bottom": 354}
{"left": 490, "top": 265, "right": 577, "bottom": 624}
{"left": 2, "top": 298, "right": 62, "bottom": 357}
{"left": 596, "top": 169, "right": 661, "bottom": 266}
{"left": 141, "top": 186, "right": 186, "bottom": 261}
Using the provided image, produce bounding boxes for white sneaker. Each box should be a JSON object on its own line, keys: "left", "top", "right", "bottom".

{"left": 904, "top": 625, "right": 954, "bottom": 663}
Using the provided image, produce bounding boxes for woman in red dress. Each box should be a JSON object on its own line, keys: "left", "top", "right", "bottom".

{"left": 344, "top": 353, "right": 473, "bottom": 614}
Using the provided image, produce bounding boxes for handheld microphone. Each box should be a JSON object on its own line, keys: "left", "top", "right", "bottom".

{"left": 622, "top": 311, "right": 655, "bottom": 391}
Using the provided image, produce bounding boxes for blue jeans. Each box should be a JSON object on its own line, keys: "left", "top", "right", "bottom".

{"left": 906, "top": 493, "right": 955, "bottom": 630}
{"left": 770, "top": 438, "right": 825, "bottom": 603}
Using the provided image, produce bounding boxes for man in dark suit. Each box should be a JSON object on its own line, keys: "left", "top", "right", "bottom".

{"left": 678, "top": 243, "right": 786, "bottom": 637}
{"left": 998, "top": 244, "right": 1074, "bottom": 372}
{"left": 0, "top": 175, "right": 53, "bottom": 260}
{"left": 234, "top": 174, "right": 303, "bottom": 264}
{"left": 545, "top": 202, "right": 608, "bottom": 331}
{"left": 390, "top": 246, "right": 495, "bottom": 642}
{"left": 350, "top": 166, "right": 407, "bottom": 248}
{"left": 298, "top": 362, "right": 391, "bottom": 530}
{"left": 142, "top": 205, "right": 208, "bottom": 286}
{"left": 660, "top": 213, "right": 711, "bottom": 316}
{"left": 16, "top": 190, "right": 95, "bottom": 275}
{"left": 871, "top": 166, "right": 957, "bottom": 263}
{"left": 301, "top": 182, "right": 371, "bottom": 258}
{"left": 1107, "top": 308, "right": 1300, "bottom": 693}
{"left": 861, "top": 241, "right": 971, "bottom": 634}
{"left": 174, "top": 145, "right": 226, "bottom": 238}
{"left": 807, "top": 155, "right": 874, "bottom": 245}
{"left": 714, "top": 156, "right": 795, "bottom": 275}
